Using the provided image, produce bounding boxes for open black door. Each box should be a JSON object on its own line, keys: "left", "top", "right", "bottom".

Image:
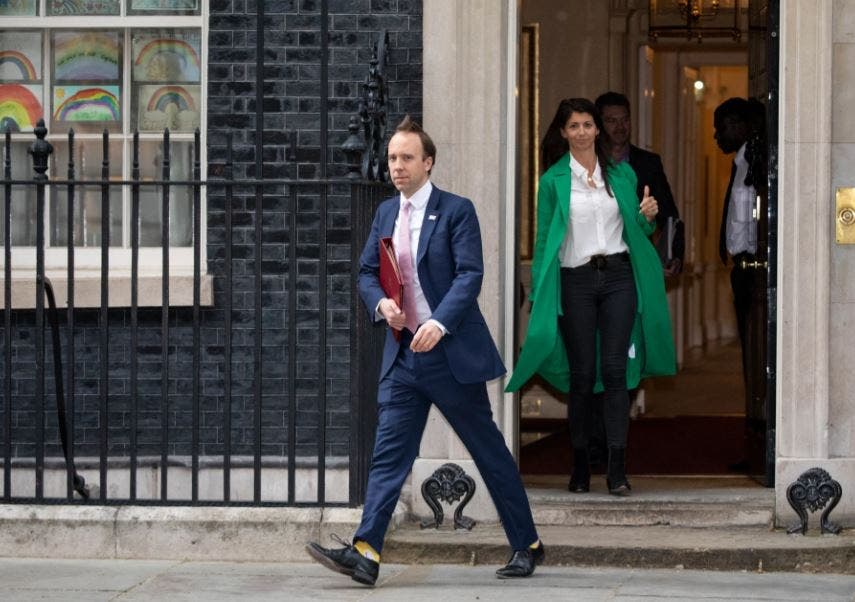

{"left": 744, "top": 0, "right": 778, "bottom": 487}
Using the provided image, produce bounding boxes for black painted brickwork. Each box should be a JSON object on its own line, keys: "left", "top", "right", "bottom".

{"left": 0, "top": 1, "right": 421, "bottom": 467}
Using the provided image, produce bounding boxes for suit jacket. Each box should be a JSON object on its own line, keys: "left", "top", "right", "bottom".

{"left": 628, "top": 145, "right": 685, "bottom": 263}
{"left": 357, "top": 185, "right": 506, "bottom": 385}
{"left": 505, "top": 157, "right": 676, "bottom": 393}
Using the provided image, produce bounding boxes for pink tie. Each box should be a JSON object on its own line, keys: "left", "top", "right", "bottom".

{"left": 396, "top": 200, "right": 420, "bottom": 334}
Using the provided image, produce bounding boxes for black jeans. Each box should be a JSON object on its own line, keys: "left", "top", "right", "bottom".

{"left": 558, "top": 253, "right": 637, "bottom": 449}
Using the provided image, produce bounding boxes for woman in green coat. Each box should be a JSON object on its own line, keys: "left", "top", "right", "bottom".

{"left": 506, "top": 98, "right": 675, "bottom": 495}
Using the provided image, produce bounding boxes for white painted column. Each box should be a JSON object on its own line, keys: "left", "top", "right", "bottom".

{"left": 408, "top": 0, "right": 515, "bottom": 523}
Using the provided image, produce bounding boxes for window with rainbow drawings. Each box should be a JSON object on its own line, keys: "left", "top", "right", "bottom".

{"left": 0, "top": 13, "right": 204, "bottom": 253}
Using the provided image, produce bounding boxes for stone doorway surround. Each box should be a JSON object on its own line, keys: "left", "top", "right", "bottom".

{"left": 413, "top": 0, "right": 518, "bottom": 523}
{"left": 776, "top": 0, "right": 855, "bottom": 526}
{"left": 415, "top": 0, "right": 855, "bottom": 529}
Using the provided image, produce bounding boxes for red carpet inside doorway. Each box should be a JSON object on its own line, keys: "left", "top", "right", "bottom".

{"left": 519, "top": 415, "right": 745, "bottom": 475}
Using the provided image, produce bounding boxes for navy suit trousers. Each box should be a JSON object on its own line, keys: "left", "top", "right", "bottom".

{"left": 353, "top": 332, "right": 538, "bottom": 553}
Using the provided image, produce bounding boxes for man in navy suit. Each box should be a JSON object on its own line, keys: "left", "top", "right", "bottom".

{"left": 306, "top": 116, "right": 543, "bottom": 586}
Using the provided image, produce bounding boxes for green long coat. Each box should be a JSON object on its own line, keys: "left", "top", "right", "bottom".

{"left": 506, "top": 155, "right": 676, "bottom": 393}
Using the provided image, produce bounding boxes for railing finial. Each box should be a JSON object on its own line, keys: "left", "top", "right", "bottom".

{"left": 28, "top": 118, "right": 53, "bottom": 181}
{"left": 356, "top": 30, "right": 390, "bottom": 181}
{"left": 342, "top": 116, "right": 366, "bottom": 180}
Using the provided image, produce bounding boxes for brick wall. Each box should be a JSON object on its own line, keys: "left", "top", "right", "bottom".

{"left": 0, "top": 1, "right": 421, "bottom": 472}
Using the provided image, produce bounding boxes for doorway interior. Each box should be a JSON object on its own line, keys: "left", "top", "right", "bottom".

{"left": 514, "top": 2, "right": 773, "bottom": 485}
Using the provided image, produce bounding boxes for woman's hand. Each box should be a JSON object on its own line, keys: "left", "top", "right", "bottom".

{"left": 639, "top": 185, "right": 658, "bottom": 223}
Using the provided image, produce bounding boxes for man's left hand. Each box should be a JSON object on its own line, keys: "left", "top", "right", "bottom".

{"left": 411, "top": 322, "right": 443, "bottom": 353}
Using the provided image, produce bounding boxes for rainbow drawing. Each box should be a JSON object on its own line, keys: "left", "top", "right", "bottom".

{"left": 0, "top": 83, "right": 43, "bottom": 132}
{"left": 54, "top": 86, "right": 119, "bottom": 122}
{"left": 133, "top": 36, "right": 200, "bottom": 81}
{"left": 53, "top": 31, "right": 120, "bottom": 81}
{"left": 0, "top": 50, "right": 38, "bottom": 80}
{"left": 137, "top": 84, "right": 199, "bottom": 132}
{"left": 145, "top": 85, "right": 196, "bottom": 112}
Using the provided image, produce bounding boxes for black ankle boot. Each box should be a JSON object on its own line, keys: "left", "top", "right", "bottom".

{"left": 568, "top": 448, "right": 590, "bottom": 493}
{"left": 606, "top": 446, "right": 631, "bottom": 496}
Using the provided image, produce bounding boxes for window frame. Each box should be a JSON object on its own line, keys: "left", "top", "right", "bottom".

{"left": 1, "top": 3, "right": 209, "bottom": 299}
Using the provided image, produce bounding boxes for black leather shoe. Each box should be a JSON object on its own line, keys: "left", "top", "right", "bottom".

{"left": 305, "top": 536, "right": 379, "bottom": 586}
{"left": 568, "top": 475, "right": 590, "bottom": 493}
{"left": 607, "top": 479, "right": 632, "bottom": 496}
{"left": 495, "top": 542, "right": 545, "bottom": 579}
{"left": 607, "top": 446, "right": 632, "bottom": 496}
{"left": 568, "top": 448, "right": 591, "bottom": 493}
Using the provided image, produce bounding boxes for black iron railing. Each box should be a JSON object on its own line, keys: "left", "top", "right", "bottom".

{"left": 1, "top": 122, "right": 390, "bottom": 507}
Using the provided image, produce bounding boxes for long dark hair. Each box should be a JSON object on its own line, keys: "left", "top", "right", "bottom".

{"left": 540, "top": 97, "right": 612, "bottom": 196}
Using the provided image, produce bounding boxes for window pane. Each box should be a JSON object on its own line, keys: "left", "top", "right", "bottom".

{"left": 0, "top": 84, "right": 44, "bottom": 134}
{"left": 48, "top": 1, "right": 120, "bottom": 16}
{"left": 0, "top": 141, "right": 37, "bottom": 246}
{"left": 0, "top": 31, "right": 43, "bottom": 81}
{"left": 0, "top": 1, "right": 38, "bottom": 16}
{"left": 137, "top": 139, "right": 193, "bottom": 247}
{"left": 49, "top": 138, "right": 122, "bottom": 247}
{"left": 127, "top": 0, "right": 199, "bottom": 17}
{"left": 134, "top": 84, "right": 200, "bottom": 133}
{"left": 132, "top": 30, "right": 201, "bottom": 133}
{"left": 132, "top": 30, "right": 201, "bottom": 83}
{"left": 53, "top": 31, "right": 121, "bottom": 81}
{"left": 51, "top": 31, "right": 122, "bottom": 134}
{"left": 0, "top": 31, "right": 44, "bottom": 134}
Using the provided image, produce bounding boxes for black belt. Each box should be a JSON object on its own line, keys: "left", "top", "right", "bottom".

{"left": 586, "top": 252, "right": 629, "bottom": 269}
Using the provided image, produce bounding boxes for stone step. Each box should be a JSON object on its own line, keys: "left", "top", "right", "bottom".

{"left": 520, "top": 477, "right": 775, "bottom": 528}
{"left": 383, "top": 523, "right": 855, "bottom": 574}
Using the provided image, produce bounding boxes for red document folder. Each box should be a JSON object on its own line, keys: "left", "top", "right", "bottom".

{"left": 379, "top": 237, "right": 404, "bottom": 341}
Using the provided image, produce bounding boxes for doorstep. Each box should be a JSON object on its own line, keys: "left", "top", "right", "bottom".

{"left": 379, "top": 475, "right": 854, "bottom": 574}
{"left": 382, "top": 523, "right": 855, "bottom": 574}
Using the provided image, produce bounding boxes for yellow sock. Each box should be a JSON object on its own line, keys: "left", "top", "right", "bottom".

{"left": 529, "top": 540, "right": 541, "bottom": 549}
{"left": 354, "top": 540, "right": 380, "bottom": 563}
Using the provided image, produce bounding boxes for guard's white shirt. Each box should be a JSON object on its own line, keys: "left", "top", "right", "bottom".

{"left": 561, "top": 155, "right": 628, "bottom": 268}
{"left": 725, "top": 143, "right": 758, "bottom": 256}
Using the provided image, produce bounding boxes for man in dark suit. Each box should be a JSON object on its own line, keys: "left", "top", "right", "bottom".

{"left": 595, "top": 92, "right": 684, "bottom": 277}
{"left": 306, "top": 116, "right": 543, "bottom": 586}
{"left": 714, "top": 97, "right": 756, "bottom": 389}
{"left": 582, "top": 92, "right": 684, "bottom": 472}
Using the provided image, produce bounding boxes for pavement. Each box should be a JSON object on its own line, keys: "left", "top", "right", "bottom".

{"left": 0, "top": 558, "right": 854, "bottom": 601}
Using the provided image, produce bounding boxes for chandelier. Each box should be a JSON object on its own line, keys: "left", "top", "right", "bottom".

{"left": 648, "top": 0, "right": 742, "bottom": 43}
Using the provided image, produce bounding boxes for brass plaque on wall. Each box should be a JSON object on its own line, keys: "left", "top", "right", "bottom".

{"left": 836, "top": 188, "right": 855, "bottom": 244}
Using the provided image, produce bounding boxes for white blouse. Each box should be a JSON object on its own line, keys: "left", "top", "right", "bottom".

{"left": 560, "top": 155, "right": 628, "bottom": 268}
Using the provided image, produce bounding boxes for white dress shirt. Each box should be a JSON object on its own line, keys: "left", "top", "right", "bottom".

{"left": 376, "top": 179, "right": 446, "bottom": 334}
{"left": 560, "top": 155, "right": 628, "bottom": 268}
{"left": 725, "top": 142, "right": 758, "bottom": 256}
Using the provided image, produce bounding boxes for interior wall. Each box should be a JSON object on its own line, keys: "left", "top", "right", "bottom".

{"left": 650, "top": 54, "right": 747, "bottom": 352}
{"left": 520, "top": 0, "right": 612, "bottom": 143}
{"left": 697, "top": 65, "right": 748, "bottom": 344}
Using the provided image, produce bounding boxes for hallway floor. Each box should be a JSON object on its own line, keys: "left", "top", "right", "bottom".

{"left": 520, "top": 340, "right": 752, "bottom": 476}
{"left": 641, "top": 339, "right": 745, "bottom": 418}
